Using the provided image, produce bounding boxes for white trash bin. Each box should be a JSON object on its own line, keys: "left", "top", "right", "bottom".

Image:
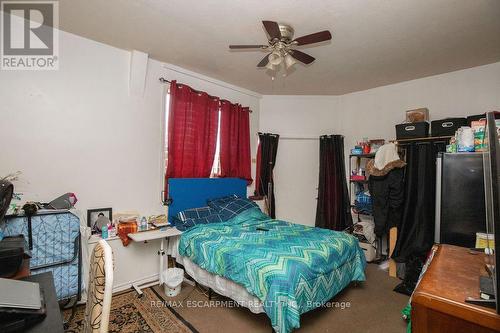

{"left": 163, "top": 267, "right": 184, "bottom": 297}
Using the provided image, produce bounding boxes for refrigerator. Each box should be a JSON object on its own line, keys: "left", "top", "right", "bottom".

{"left": 435, "top": 152, "right": 486, "bottom": 247}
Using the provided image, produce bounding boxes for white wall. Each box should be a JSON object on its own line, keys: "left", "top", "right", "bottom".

{"left": 0, "top": 23, "right": 260, "bottom": 291}
{"left": 0, "top": 35, "right": 261, "bottom": 215}
{"left": 260, "top": 62, "right": 500, "bottom": 225}
{"left": 259, "top": 96, "right": 341, "bottom": 225}
{"left": 339, "top": 61, "right": 500, "bottom": 157}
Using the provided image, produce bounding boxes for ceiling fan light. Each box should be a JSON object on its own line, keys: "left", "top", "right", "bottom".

{"left": 265, "top": 61, "right": 276, "bottom": 71}
{"left": 284, "top": 54, "right": 297, "bottom": 69}
{"left": 268, "top": 51, "right": 282, "bottom": 66}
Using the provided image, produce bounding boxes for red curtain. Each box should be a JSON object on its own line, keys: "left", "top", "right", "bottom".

{"left": 219, "top": 101, "right": 252, "bottom": 184}
{"left": 165, "top": 81, "right": 219, "bottom": 197}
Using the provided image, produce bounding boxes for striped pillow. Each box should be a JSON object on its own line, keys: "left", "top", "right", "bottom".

{"left": 176, "top": 206, "right": 218, "bottom": 222}
{"left": 206, "top": 195, "right": 239, "bottom": 208}
{"left": 208, "top": 197, "right": 259, "bottom": 220}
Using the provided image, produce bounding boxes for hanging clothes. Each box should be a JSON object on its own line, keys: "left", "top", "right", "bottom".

{"left": 315, "top": 135, "right": 352, "bottom": 231}
{"left": 254, "top": 133, "right": 280, "bottom": 218}
{"left": 366, "top": 143, "right": 406, "bottom": 237}
{"left": 392, "top": 141, "right": 446, "bottom": 263}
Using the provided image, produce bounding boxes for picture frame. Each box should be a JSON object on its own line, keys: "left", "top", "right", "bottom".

{"left": 87, "top": 208, "right": 112, "bottom": 234}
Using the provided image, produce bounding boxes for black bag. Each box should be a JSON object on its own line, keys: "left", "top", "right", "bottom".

{"left": 395, "top": 122, "right": 429, "bottom": 140}
{"left": 393, "top": 255, "right": 425, "bottom": 296}
{"left": 0, "top": 235, "right": 30, "bottom": 278}
{"left": 431, "top": 117, "right": 466, "bottom": 137}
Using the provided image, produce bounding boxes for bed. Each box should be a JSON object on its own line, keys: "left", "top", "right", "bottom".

{"left": 167, "top": 178, "right": 366, "bottom": 333}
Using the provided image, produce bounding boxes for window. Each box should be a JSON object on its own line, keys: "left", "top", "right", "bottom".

{"left": 211, "top": 109, "right": 222, "bottom": 176}
{"left": 162, "top": 81, "right": 252, "bottom": 196}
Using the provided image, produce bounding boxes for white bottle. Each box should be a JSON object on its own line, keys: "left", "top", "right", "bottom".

{"left": 457, "top": 126, "right": 474, "bottom": 152}
{"left": 140, "top": 216, "right": 148, "bottom": 231}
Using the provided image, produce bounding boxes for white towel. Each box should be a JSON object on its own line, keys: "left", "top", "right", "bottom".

{"left": 374, "top": 143, "right": 400, "bottom": 170}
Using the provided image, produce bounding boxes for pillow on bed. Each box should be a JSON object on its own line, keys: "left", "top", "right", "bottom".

{"left": 170, "top": 216, "right": 183, "bottom": 227}
{"left": 208, "top": 196, "right": 259, "bottom": 220}
{"left": 175, "top": 213, "right": 225, "bottom": 231}
{"left": 176, "top": 206, "right": 218, "bottom": 222}
{"left": 206, "top": 195, "right": 238, "bottom": 208}
{"left": 174, "top": 197, "right": 259, "bottom": 231}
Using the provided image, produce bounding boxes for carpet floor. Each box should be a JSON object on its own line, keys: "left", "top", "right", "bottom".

{"left": 63, "top": 288, "right": 196, "bottom": 333}
{"left": 153, "top": 263, "right": 410, "bottom": 333}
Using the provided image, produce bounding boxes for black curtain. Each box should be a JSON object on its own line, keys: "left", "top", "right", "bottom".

{"left": 315, "top": 135, "right": 352, "bottom": 231}
{"left": 255, "top": 133, "right": 279, "bottom": 218}
{"left": 392, "top": 141, "right": 446, "bottom": 262}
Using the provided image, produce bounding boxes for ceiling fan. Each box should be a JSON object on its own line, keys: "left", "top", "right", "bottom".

{"left": 229, "top": 21, "right": 332, "bottom": 71}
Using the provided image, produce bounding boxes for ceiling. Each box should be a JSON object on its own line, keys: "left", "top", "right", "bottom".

{"left": 57, "top": 0, "right": 500, "bottom": 95}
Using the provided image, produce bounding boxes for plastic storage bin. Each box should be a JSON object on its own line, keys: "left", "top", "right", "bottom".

{"left": 395, "top": 122, "right": 429, "bottom": 139}
{"left": 163, "top": 267, "right": 184, "bottom": 297}
{"left": 431, "top": 117, "right": 466, "bottom": 137}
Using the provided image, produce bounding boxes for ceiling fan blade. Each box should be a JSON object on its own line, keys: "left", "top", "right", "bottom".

{"left": 257, "top": 54, "right": 270, "bottom": 67}
{"left": 290, "top": 50, "right": 315, "bottom": 64}
{"left": 229, "top": 45, "right": 267, "bottom": 49}
{"left": 262, "top": 21, "right": 281, "bottom": 40}
{"left": 293, "top": 30, "right": 332, "bottom": 46}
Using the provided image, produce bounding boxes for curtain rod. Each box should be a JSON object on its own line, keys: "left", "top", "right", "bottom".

{"left": 160, "top": 77, "right": 252, "bottom": 113}
{"left": 160, "top": 77, "right": 219, "bottom": 100}
{"left": 280, "top": 135, "right": 345, "bottom": 140}
{"left": 256, "top": 132, "right": 317, "bottom": 140}
{"left": 281, "top": 136, "right": 319, "bottom": 140}
{"left": 158, "top": 65, "right": 262, "bottom": 98}
{"left": 257, "top": 132, "right": 279, "bottom": 137}
{"left": 256, "top": 133, "right": 344, "bottom": 140}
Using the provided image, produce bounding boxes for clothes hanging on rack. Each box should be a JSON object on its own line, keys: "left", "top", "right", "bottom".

{"left": 367, "top": 169, "right": 406, "bottom": 237}
{"left": 366, "top": 143, "right": 406, "bottom": 238}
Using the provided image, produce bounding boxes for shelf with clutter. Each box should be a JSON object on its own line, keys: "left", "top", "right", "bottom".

{"left": 348, "top": 138, "right": 384, "bottom": 219}
{"left": 347, "top": 138, "right": 386, "bottom": 264}
{"left": 393, "top": 108, "right": 489, "bottom": 152}
{"left": 88, "top": 211, "right": 170, "bottom": 247}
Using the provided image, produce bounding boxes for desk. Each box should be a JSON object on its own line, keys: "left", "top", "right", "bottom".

{"left": 128, "top": 227, "right": 182, "bottom": 296}
{"left": 22, "top": 272, "right": 64, "bottom": 333}
{"left": 412, "top": 245, "right": 500, "bottom": 332}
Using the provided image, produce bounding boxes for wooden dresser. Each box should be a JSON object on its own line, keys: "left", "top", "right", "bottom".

{"left": 412, "top": 244, "right": 500, "bottom": 332}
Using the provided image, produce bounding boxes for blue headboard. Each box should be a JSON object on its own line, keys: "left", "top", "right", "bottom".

{"left": 167, "top": 178, "right": 247, "bottom": 221}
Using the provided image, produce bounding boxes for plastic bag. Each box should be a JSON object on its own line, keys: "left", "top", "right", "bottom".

{"left": 163, "top": 267, "right": 184, "bottom": 288}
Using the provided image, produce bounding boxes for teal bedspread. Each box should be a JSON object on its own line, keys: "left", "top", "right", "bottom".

{"left": 178, "top": 208, "right": 366, "bottom": 333}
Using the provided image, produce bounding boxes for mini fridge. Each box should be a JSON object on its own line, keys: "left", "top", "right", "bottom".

{"left": 435, "top": 152, "right": 486, "bottom": 247}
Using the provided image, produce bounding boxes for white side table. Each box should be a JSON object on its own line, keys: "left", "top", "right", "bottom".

{"left": 127, "top": 227, "right": 182, "bottom": 296}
